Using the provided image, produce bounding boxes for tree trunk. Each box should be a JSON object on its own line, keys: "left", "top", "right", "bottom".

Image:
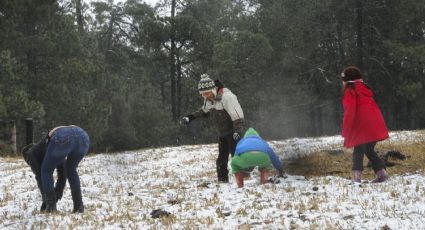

{"left": 75, "top": 0, "right": 84, "bottom": 34}
{"left": 25, "top": 118, "right": 34, "bottom": 145}
{"left": 355, "top": 0, "right": 363, "bottom": 69}
{"left": 11, "top": 121, "right": 17, "bottom": 156}
{"left": 176, "top": 54, "right": 182, "bottom": 119}
{"left": 169, "top": 0, "right": 177, "bottom": 121}
{"left": 336, "top": 21, "right": 345, "bottom": 67}
{"left": 105, "top": 9, "right": 116, "bottom": 58}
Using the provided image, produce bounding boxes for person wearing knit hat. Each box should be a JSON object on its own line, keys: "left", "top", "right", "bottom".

{"left": 340, "top": 66, "right": 389, "bottom": 183}
{"left": 181, "top": 73, "right": 245, "bottom": 183}
{"left": 198, "top": 73, "right": 216, "bottom": 94}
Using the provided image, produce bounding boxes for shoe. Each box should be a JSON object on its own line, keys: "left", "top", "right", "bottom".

{"left": 352, "top": 170, "right": 362, "bottom": 183}
{"left": 44, "top": 191, "right": 57, "bottom": 213}
{"left": 71, "top": 190, "right": 84, "bottom": 213}
{"left": 371, "top": 168, "right": 388, "bottom": 183}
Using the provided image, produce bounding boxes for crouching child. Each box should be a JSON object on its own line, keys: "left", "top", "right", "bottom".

{"left": 231, "top": 128, "right": 284, "bottom": 188}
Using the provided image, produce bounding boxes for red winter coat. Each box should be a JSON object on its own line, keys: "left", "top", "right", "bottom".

{"left": 342, "top": 81, "right": 389, "bottom": 148}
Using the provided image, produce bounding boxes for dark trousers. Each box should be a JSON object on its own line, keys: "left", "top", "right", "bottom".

{"left": 41, "top": 127, "right": 90, "bottom": 194}
{"left": 217, "top": 134, "right": 237, "bottom": 182}
{"left": 352, "top": 142, "right": 385, "bottom": 172}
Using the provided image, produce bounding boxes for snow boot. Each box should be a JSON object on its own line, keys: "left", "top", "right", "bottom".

{"left": 216, "top": 164, "right": 229, "bottom": 183}
{"left": 371, "top": 168, "right": 388, "bottom": 183}
{"left": 44, "top": 191, "right": 57, "bottom": 213}
{"left": 352, "top": 170, "right": 362, "bottom": 183}
{"left": 235, "top": 172, "right": 244, "bottom": 188}
{"left": 71, "top": 190, "right": 84, "bottom": 213}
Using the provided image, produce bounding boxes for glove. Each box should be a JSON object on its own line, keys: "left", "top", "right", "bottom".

{"left": 268, "top": 176, "right": 280, "bottom": 184}
{"left": 232, "top": 132, "right": 241, "bottom": 141}
{"left": 180, "top": 117, "right": 190, "bottom": 125}
{"left": 277, "top": 169, "right": 287, "bottom": 178}
{"left": 180, "top": 115, "right": 194, "bottom": 125}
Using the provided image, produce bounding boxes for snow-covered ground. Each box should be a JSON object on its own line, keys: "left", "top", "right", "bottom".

{"left": 1, "top": 131, "right": 424, "bottom": 229}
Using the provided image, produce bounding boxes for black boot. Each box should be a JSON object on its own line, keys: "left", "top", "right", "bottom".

{"left": 71, "top": 190, "right": 84, "bottom": 213}
{"left": 40, "top": 193, "right": 47, "bottom": 212}
{"left": 216, "top": 163, "right": 229, "bottom": 182}
{"left": 44, "top": 191, "right": 57, "bottom": 213}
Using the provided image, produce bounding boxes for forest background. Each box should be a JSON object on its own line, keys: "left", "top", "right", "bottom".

{"left": 0, "top": 0, "right": 424, "bottom": 154}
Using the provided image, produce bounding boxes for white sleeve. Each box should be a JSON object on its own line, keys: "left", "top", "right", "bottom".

{"left": 222, "top": 92, "right": 244, "bottom": 121}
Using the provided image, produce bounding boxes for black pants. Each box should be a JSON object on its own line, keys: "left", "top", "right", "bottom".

{"left": 352, "top": 142, "right": 385, "bottom": 172}
{"left": 216, "top": 134, "right": 237, "bottom": 182}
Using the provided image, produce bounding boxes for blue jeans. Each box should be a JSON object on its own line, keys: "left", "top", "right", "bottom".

{"left": 41, "top": 126, "right": 90, "bottom": 194}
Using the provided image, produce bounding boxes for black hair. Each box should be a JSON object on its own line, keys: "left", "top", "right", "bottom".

{"left": 214, "top": 79, "right": 224, "bottom": 89}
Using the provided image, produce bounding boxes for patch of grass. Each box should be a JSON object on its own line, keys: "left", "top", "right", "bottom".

{"left": 284, "top": 141, "right": 425, "bottom": 180}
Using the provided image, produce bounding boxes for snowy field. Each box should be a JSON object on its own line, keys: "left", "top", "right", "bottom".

{"left": 1, "top": 131, "right": 425, "bottom": 229}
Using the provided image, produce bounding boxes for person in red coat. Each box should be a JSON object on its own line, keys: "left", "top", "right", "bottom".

{"left": 341, "top": 66, "right": 389, "bottom": 183}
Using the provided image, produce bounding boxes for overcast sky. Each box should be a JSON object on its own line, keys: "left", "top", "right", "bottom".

{"left": 117, "top": 0, "right": 159, "bottom": 7}
{"left": 85, "top": 0, "right": 159, "bottom": 7}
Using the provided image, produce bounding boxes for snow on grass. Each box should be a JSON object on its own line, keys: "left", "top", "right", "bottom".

{"left": 1, "top": 131, "right": 425, "bottom": 229}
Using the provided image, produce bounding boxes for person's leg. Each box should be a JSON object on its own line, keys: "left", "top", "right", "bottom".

{"left": 217, "top": 136, "right": 230, "bottom": 182}
{"left": 231, "top": 154, "right": 253, "bottom": 188}
{"left": 352, "top": 144, "right": 366, "bottom": 182}
{"left": 228, "top": 134, "right": 237, "bottom": 157}
{"left": 235, "top": 172, "right": 244, "bottom": 188}
{"left": 235, "top": 152, "right": 271, "bottom": 186}
{"left": 41, "top": 131, "right": 74, "bottom": 212}
{"left": 364, "top": 142, "right": 388, "bottom": 183}
{"left": 364, "top": 142, "right": 385, "bottom": 172}
{"left": 67, "top": 128, "right": 90, "bottom": 213}
{"left": 259, "top": 168, "right": 269, "bottom": 184}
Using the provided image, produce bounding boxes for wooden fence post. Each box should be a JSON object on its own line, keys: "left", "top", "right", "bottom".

{"left": 25, "top": 118, "right": 34, "bottom": 145}
{"left": 11, "top": 120, "right": 17, "bottom": 156}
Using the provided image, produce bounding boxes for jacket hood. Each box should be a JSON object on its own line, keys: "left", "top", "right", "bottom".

{"left": 244, "top": 128, "right": 260, "bottom": 138}
{"left": 355, "top": 82, "right": 373, "bottom": 98}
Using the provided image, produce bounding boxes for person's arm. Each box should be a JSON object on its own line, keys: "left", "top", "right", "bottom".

{"left": 22, "top": 137, "right": 49, "bottom": 210}
{"left": 342, "top": 89, "right": 357, "bottom": 138}
{"left": 181, "top": 100, "right": 210, "bottom": 124}
{"left": 54, "top": 161, "right": 67, "bottom": 201}
{"left": 25, "top": 153, "right": 44, "bottom": 193}
{"left": 192, "top": 99, "right": 211, "bottom": 119}
{"left": 266, "top": 146, "right": 283, "bottom": 170}
{"left": 23, "top": 137, "right": 48, "bottom": 190}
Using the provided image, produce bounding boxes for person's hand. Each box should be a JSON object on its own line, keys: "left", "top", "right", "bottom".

{"left": 233, "top": 132, "right": 241, "bottom": 141}
{"left": 180, "top": 115, "right": 194, "bottom": 125}
{"left": 277, "top": 169, "right": 287, "bottom": 178}
{"left": 268, "top": 176, "right": 280, "bottom": 184}
{"left": 180, "top": 117, "right": 190, "bottom": 125}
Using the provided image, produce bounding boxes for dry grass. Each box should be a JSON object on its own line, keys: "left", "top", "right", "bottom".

{"left": 285, "top": 141, "right": 425, "bottom": 180}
